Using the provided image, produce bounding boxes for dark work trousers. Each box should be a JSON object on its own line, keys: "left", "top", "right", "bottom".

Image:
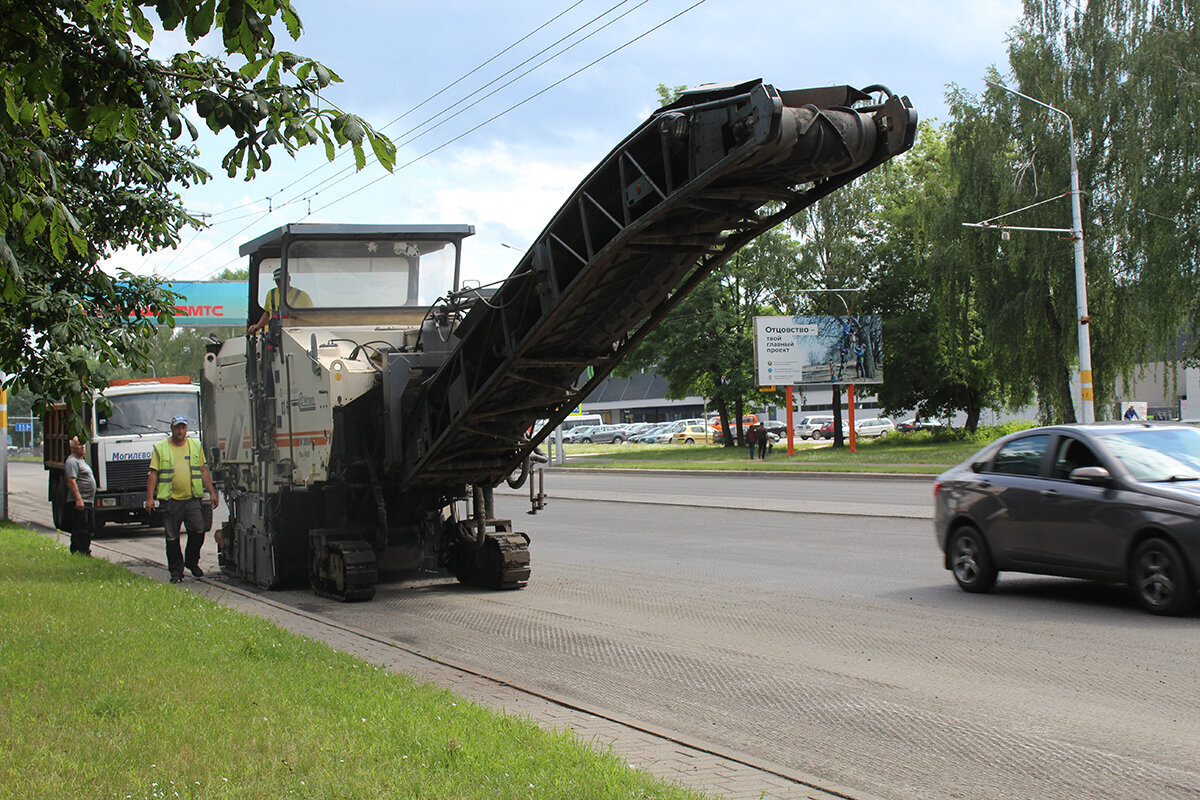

{"left": 161, "top": 497, "right": 206, "bottom": 577}
{"left": 68, "top": 504, "right": 94, "bottom": 556}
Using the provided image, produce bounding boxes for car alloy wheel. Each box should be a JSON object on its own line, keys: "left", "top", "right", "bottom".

{"left": 949, "top": 525, "right": 997, "bottom": 593}
{"left": 1131, "top": 538, "right": 1196, "bottom": 616}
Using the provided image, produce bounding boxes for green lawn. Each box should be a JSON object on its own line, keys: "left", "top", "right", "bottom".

{"left": 556, "top": 427, "right": 1021, "bottom": 474}
{"left": 0, "top": 526, "right": 708, "bottom": 800}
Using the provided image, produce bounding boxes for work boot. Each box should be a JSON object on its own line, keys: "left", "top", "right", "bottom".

{"left": 186, "top": 563, "right": 204, "bottom": 578}
{"left": 170, "top": 573, "right": 183, "bottom": 584}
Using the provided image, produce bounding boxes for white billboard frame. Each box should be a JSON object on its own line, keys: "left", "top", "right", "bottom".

{"left": 754, "top": 315, "right": 883, "bottom": 386}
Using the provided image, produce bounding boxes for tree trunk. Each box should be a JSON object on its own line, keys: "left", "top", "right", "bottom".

{"left": 714, "top": 398, "right": 733, "bottom": 447}
{"left": 965, "top": 404, "right": 981, "bottom": 433}
{"left": 1059, "top": 366, "right": 1078, "bottom": 424}
{"left": 735, "top": 397, "right": 745, "bottom": 447}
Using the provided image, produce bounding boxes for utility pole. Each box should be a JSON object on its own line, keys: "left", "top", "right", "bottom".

{"left": 1, "top": 386, "right": 8, "bottom": 521}
{"left": 965, "top": 81, "right": 1094, "bottom": 423}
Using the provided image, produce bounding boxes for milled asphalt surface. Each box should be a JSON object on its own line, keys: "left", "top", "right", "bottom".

{"left": 17, "top": 465, "right": 917, "bottom": 800}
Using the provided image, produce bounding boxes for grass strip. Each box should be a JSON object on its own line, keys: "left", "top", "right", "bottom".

{"left": 0, "top": 525, "right": 709, "bottom": 800}
{"left": 558, "top": 430, "right": 1003, "bottom": 474}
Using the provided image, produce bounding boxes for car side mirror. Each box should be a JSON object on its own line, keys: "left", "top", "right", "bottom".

{"left": 1069, "top": 466, "right": 1112, "bottom": 486}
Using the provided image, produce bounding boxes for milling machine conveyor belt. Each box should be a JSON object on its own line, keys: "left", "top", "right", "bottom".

{"left": 398, "top": 79, "right": 917, "bottom": 489}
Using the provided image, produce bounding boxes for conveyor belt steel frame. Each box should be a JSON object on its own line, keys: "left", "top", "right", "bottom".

{"left": 398, "top": 79, "right": 916, "bottom": 489}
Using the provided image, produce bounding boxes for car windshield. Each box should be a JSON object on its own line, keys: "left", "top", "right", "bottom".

{"left": 1103, "top": 428, "right": 1200, "bottom": 482}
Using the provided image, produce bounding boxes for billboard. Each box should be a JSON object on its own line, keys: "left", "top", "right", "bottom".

{"left": 754, "top": 315, "right": 883, "bottom": 386}
{"left": 130, "top": 281, "right": 249, "bottom": 327}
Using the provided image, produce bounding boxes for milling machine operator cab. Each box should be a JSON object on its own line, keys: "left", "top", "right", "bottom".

{"left": 240, "top": 223, "right": 475, "bottom": 330}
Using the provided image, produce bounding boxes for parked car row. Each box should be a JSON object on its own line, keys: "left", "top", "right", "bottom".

{"left": 810, "top": 416, "right": 896, "bottom": 439}
{"left": 559, "top": 414, "right": 935, "bottom": 445}
{"left": 562, "top": 424, "right": 632, "bottom": 444}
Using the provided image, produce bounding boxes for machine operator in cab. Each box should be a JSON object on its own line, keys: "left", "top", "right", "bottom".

{"left": 248, "top": 265, "right": 313, "bottom": 335}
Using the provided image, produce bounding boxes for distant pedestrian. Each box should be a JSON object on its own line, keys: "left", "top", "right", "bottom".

{"left": 746, "top": 422, "right": 759, "bottom": 459}
{"left": 64, "top": 436, "right": 95, "bottom": 556}
{"left": 755, "top": 423, "right": 768, "bottom": 460}
{"left": 145, "top": 415, "right": 219, "bottom": 583}
{"left": 1124, "top": 405, "right": 1139, "bottom": 420}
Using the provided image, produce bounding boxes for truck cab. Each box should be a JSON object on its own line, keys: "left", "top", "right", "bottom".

{"left": 46, "top": 377, "right": 201, "bottom": 531}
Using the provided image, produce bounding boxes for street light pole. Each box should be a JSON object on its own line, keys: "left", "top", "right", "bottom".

{"left": 982, "top": 81, "right": 1094, "bottom": 423}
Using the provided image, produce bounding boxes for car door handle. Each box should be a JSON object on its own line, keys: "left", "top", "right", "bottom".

{"left": 1040, "top": 489, "right": 1060, "bottom": 498}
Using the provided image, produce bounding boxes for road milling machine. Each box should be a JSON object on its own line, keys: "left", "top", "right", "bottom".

{"left": 202, "top": 79, "right": 917, "bottom": 600}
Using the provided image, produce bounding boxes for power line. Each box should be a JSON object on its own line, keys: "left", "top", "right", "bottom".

{"left": 201, "top": 0, "right": 594, "bottom": 225}
{"left": 165, "top": 0, "right": 709, "bottom": 279}
{"left": 272, "top": 0, "right": 649, "bottom": 216}
{"left": 310, "top": 0, "right": 710, "bottom": 217}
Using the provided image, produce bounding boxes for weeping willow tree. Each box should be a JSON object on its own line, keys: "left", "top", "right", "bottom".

{"left": 949, "top": 0, "right": 1199, "bottom": 422}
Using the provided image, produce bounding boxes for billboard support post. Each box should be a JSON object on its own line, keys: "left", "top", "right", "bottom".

{"left": 848, "top": 384, "right": 857, "bottom": 454}
{"left": 785, "top": 385, "right": 795, "bottom": 455}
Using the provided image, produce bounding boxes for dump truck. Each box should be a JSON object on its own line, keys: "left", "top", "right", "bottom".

{"left": 46, "top": 377, "right": 202, "bottom": 531}
{"left": 201, "top": 79, "right": 917, "bottom": 600}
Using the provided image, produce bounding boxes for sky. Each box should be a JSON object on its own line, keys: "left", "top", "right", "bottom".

{"left": 121, "top": 0, "right": 1025, "bottom": 290}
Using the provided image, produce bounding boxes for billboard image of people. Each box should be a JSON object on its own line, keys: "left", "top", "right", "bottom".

{"left": 754, "top": 315, "right": 883, "bottom": 386}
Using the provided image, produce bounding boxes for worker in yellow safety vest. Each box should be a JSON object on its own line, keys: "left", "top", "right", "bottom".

{"left": 146, "top": 415, "right": 219, "bottom": 584}
{"left": 248, "top": 265, "right": 313, "bottom": 335}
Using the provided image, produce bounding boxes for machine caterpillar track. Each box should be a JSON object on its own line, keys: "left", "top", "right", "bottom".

{"left": 202, "top": 79, "right": 916, "bottom": 600}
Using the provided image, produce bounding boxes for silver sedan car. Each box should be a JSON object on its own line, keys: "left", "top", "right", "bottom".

{"left": 934, "top": 422, "right": 1200, "bottom": 615}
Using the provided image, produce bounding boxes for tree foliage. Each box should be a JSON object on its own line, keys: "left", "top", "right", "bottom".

{"left": 0, "top": 0, "right": 395, "bottom": 435}
{"left": 940, "top": 0, "right": 1200, "bottom": 422}
{"left": 868, "top": 1, "right": 1200, "bottom": 427}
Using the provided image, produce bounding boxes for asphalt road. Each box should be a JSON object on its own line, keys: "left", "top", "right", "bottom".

{"left": 7, "top": 462, "right": 1200, "bottom": 799}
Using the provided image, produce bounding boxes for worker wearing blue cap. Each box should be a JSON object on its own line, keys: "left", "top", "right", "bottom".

{"left": 145, "top": 415, "right": 219, "bottom": 583}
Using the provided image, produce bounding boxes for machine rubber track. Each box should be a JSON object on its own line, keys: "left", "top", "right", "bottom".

{"left": 311, "top": 539, "right": 378, "bottom": 602}
{"left": 452, "top": 530, "right": 531, "bottom": 590}
{"left": 489, "top": 531, "right": 531, "bottom": 590}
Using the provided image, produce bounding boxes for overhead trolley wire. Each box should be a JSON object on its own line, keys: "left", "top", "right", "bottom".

{"left": 309, "top": 0, "right": 709, "bottom": 217}
{"left": 199, "top": 0, "right": 593, "bottom": 225}
{"left": 272, "top": 0, "right": 648, "bottom": 217}
{"left": 163, "top": 0, "right": 709, "bottom": 278}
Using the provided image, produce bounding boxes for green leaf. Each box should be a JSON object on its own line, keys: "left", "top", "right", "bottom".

{"left": 240, "top": 57, "right": 270, "bottom": 79}
{"left": 3, "top": 83, "right": 19, "bottom": 124}
{"left": 121, "top": 108, "right": 138, "bottom": 141}
{"left": 0, "top": 234, "right": 21, "bottom": 279}
{"left": 353, "top": 142, "right": 365, "bottom": 171}
{"left": 68, "top": 226, "right": 89, "bottom": 259}
{"left": 185, "top": 0, "right": 216, "bottom": 41}
{"left": 24, "top": 212, "right": 47, "bottom": 244}
{"left": 49, "top": 210, "right": 68, "bottom": 262}
{"left": 281, "top": 4, "right": 301, "bottom": 38}
{"left": 128, "top": 4, "right": 154, "bottom": 44}
{"left": 369, "top": 131, "right": 395, "bottom": 172}
{"left": 341, "top": 115, "right": 365, "bottom": 144}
